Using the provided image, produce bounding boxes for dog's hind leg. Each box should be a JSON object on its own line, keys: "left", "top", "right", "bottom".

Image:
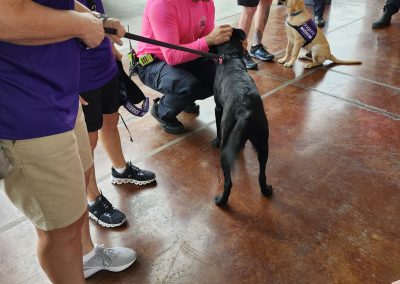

{"left": 299, "top": 51, "right": 312, "bottom": 61}
{"left": 250, "top": 134, "right": 273, "bottom": 197}
{"left": 212, "top": 102, "right": 223, "bottom": 148}
{"left": 214, "top": 151, "right": 233, "bottom": 206}
{"left": 215, "top": 120, "right": 246, "bottom": 206}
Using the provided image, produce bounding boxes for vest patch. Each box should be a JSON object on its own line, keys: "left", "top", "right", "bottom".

{"left": 287, "top": 19, "right": 318, "bottom": 46}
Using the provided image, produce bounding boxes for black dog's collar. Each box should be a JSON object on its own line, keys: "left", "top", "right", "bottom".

{"left": 290, "top": 9, "right": 304, "bottom": 16}
{"left": 220, "top": 53, "right": 241, "bottom": 63}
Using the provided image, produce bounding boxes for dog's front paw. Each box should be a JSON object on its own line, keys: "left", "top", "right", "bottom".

{"left": 214, "top": 195, "right": 228, "bottom": 206}
{"left": 211, "top": 137, "right": 221, "bottom": 148}
{"left": 261, "top": 184, "right": 273, "bottom": 197}
{"left": 283, "top": 62, "right": 294, "bottom": 68}
{"left": 278, "top": 58, "right": 287, "bottom": 64}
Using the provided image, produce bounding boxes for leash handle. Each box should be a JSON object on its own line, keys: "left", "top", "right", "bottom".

{"left": 104, "top": 27, "right": 117, "bottom": 35}
{"left": 104, "top": 27, "right": 221, "bottom": 60}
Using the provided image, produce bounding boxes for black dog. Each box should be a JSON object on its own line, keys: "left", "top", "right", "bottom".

{"left": 212, "top": 29, "right": 273, "bottom": 206}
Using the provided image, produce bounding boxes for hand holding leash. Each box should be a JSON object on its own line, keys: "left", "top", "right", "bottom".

{"left": 80, "top": 12, "right": 104, "bottom": 48}
{"left": 103, "top": 17, "right": 126, "bottom": 46}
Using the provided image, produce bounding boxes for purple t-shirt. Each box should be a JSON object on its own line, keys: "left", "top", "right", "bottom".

{"left": 78, "top": 0, "right": 117, "bottom": 93}
{"left": 0, "top": 0, "right": 80, "bottom": 140}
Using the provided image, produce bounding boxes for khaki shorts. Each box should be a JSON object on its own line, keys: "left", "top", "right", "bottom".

{"left": 0, "top": 106, "right": 93, "bottom": 231}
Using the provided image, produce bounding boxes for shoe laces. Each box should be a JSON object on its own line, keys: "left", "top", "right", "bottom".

{"left": 97, "top": 245, "right": 120, "bottom": 267}
{"left": 127, "top": 161, "right": 141, "bottom": 174}
{"left": 98, "top": 195, "right": 116, "bottom": 215}
{"left": 254, "top": 43, "right": 269, "bottom": 53}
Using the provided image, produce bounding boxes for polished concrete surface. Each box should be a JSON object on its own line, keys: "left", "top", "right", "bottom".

{"left": 0, "top": 0, "right": 399, "bottom": 283}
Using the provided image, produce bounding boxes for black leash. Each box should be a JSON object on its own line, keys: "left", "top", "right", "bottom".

{"left": 104, "top": 27, "right": 222, "bottom": 61}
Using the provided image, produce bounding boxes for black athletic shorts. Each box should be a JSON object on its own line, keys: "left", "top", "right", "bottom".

{"left": 80, "top": 74, "right": 120, "bottom": 132}
{"left": 238, "top": 0, "right": 260, "bottom": 7}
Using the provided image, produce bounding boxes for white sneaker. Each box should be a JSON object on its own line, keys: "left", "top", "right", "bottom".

{"left": 83, "top": 244, "right": 137, "bottom": 279}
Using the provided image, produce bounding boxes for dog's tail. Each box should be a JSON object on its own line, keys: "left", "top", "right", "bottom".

{"left": 221, "top": 118, "right": 248, "bottom": 169}
{"left": 330, "top": 54, "right": 362, "bottom": 65}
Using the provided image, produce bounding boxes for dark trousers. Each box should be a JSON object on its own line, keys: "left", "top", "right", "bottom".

{"left": 384, "top": 0, "right": 400, "bottom": 14}
{"left": 313, "top": 0, "right": 326, "bottom": 18}
{"left": 137, "top": 57, "right": 216, "bottom": 120}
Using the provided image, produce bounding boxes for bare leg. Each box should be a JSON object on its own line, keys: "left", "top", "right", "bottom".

{"left": 86, "top": 131, "right": 102, "bottom": 201}
{"left": 99, "top": 112, "right": 126, "bottom": 169}
{"left": 82, "top": 167, "right": 95, "bottom": 255}
{"left": 238, "top": 6, "right": 257, "bottom": 47}
{"left": 36, "top": 213, "right": 86, "bottom": 284}
{"left": 252, "top": 0, "right": 272, "bottom": 45}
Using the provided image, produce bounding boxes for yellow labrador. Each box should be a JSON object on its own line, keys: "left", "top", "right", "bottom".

{"left": 278, "top": 0, "right": 361, "bottom": 68}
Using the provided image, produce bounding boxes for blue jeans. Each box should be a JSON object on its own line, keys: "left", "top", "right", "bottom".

{"left": 137, "top": 57, "right": 216, "bottom": 120}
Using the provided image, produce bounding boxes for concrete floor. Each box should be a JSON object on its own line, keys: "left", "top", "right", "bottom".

{"left": 0, "top": 0, "right": 399, "bottom": 283}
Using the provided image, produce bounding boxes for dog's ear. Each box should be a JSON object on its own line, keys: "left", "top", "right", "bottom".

{"left": 232, "top": 28, "right": 247, "bottom": 42}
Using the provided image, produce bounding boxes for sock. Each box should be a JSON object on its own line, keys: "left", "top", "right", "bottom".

{"left": 114, "top": 166, "right": 126, "bottom": 174}
{"left": 88, "top": 200, "right": 95, "bottom": 206}
{"left": 83, "top": 246, "right": 96, "bottom": 262}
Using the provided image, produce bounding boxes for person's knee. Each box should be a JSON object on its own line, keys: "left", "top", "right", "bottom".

{"left": 36, "top": 212, "right": 86, "bottom": 245}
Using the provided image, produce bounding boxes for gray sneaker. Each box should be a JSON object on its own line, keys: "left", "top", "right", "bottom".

{"left": 83, "top": 245, "right": 137, "bottom": 279}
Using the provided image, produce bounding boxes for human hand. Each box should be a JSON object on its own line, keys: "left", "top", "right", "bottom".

{"left": 79, "top": 12, "right": 104, "bottom": 48}
{"left": 104, "top": 18, "right": 126, "bottom": 46}
{"left": 205, "top": 25, "right": 233, "bottom": 46}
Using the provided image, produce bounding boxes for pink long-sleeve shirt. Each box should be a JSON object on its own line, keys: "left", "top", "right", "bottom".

{"left": 137, "top": 0, "right": 215, "bottom": 66}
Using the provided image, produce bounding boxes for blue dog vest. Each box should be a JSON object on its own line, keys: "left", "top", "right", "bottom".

{"left": 287, "top": 19, "right": 318, "bottom": 46}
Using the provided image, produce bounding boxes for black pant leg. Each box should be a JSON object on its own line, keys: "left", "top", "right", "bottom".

{"left": 313, "top": 0, "right": 326, "bottom": 18}
{"left": 137, "top": 58, "right": 215, "bottom": 120}
{"left": 384, "top": 0, "right": 400, "bottom": 14}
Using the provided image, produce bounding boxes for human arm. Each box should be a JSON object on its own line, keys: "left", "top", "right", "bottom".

{"left": 200, "top": 5, "right": 232, "bottom": 47}
{"left": 148, "top": 1, "right": 231, "bottom": 65}
{"left": 0, "top": 0, "right": 103, "bottom": 47}
{"left": 75, "top": 1, "right": 126, "bottom": 46}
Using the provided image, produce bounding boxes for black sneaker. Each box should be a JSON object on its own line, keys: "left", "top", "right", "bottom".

{"left": 151, "top": 101, "right": 185, "bottom": 134}
{"left": 243, "top": 50, "right": 258, "bottom": 70}
{"left": 249, "top": 44, "right": 275, "bottom": 62}
{"left": 111, "top": 161, "right": 156, "bottom": 185}
{"left": 183, "top": 102, "right": 200, "bottom": 114}
{"left": 314, "top": 16, "right": 325, "bottom": 28}
{"left": 88, "top": 194, "right": 126, "bottom": 228}
{"left": 372, "top": 11, "right": 392, "bottom": 29}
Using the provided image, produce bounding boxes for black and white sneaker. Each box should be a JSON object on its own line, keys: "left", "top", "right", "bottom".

{"left": 88, "top": 194, "right": 126, "bottom": 228}
{"left": 243, "top": 50, "right": 258, "bottom": 70}
{"left": 249, "top": 44, "right": 275, "bottom": 62}
{"left": 111, "top": 162, "right": 156, "bottom": 185}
